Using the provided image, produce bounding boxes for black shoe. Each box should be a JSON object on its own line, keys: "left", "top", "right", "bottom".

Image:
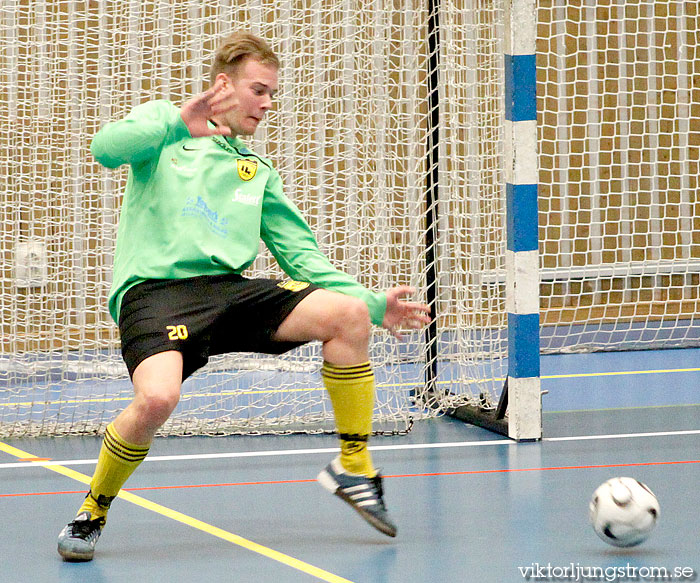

{"left": 317, "top": 458, "right": 397, "bottom": 537}
{"left": 57, "top": 511, "right": 104, "bottom": 561}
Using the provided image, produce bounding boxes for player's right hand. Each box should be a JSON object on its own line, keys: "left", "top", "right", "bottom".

{"left": 180, "top": 78, "right": 238, "bottom": 137}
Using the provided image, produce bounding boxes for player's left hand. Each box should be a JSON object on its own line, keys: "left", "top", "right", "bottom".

{"left": 382, "top": 286, "right": 431, "bottom": 339}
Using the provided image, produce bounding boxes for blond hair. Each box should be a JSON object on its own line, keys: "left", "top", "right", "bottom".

{"left": 210, "top": 32, "right": 279, "bottom": 84}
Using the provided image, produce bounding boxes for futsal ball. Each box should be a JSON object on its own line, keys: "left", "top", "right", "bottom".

{"left": 588, "top": 477, "right": 659, "bottom": 547}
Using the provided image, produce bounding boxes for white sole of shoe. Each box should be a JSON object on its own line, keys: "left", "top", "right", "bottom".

{"left": 316, "top": 468, "right": 339, "bottom": 493}
{"left": 57, "top": 545, "right": 95, "bottom": 561}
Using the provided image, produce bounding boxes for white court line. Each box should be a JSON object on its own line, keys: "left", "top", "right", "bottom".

{"left": 1, "top": 429, "right": 699, "bottom": 470}
{"left": 545, "top": 429, "right": 700, "bottom": 442}
{"left": 0, "top": 439, "right": 510, "bottom": 469}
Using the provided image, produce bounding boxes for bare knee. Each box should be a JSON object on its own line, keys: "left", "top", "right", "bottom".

{"left": 275, "top": 291, "right": 371, "bottom": 363}
{"left": 330, "top": 296, "right": 371, "bottom": 344}
{"left": 128, "top": 351, "right": 182, "bottom": 431}
{"left": 133, "top": 386, "right": 180, "bottom": 429}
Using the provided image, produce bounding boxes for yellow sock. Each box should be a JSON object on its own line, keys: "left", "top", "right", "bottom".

{"left": 321, "top": 361, "right": 376, "bottom": 477}
{"left": 79, "top": 422, "right": 150, "bottom": 523}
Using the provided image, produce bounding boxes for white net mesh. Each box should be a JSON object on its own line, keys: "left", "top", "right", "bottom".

{"left": 0, "top": 0, "right": 508, "bottom": 437}
{"left": 538, "top": 0, "right": 700, "bottom": 352}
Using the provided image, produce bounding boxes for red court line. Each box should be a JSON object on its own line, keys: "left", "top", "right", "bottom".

{"left": 1, "top": 458, "right": 698, "bottom": 500}
{"left": 129, "top": 478, "right": 317, "bottom": 491}
{"left": 388, "top": 458, "right": 700, "bottom": 478}
{"left": 17, "top": 458, "right": 52, "bottom": 462}
{"left": 0, "top": 489, "right": 88, "bottom": 498}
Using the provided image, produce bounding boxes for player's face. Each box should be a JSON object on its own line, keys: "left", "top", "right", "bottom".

{"left": 220, "top": 57, "right": 278, "bottom": 136}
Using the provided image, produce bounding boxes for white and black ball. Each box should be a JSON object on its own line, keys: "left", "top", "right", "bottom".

{"left": 589, "top": 477, "right": 659, "bottom": 547}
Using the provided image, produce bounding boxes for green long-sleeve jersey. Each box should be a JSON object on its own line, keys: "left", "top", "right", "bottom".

{"left": 92, "top": 100, "right": 387, "bottom": 325}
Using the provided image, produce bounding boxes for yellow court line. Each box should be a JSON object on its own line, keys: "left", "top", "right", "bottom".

{"left": 542, "top": 367, "right": 700, "bottom": 380}
{"left": 546, "top": 402, "right": 700, "bottom": 414}
{"left": 0, "top": 441, "right": 354, "bottom": 583}
{"left": 2, "top": 366, "right": 698, "bottom": 409}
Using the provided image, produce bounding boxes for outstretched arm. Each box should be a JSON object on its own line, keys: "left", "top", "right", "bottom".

{"left": 382, "top": 286, "right": 431, "bottom": 339}
{"left": 91, "top": 80, "right": 235, "bottom": 169}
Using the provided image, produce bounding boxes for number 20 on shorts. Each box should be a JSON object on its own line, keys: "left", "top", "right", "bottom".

{"left": 166, "top": 325, "right": 189, "bottom": 341}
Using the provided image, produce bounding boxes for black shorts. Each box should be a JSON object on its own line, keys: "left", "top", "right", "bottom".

{"left": 118, "top": 274, "right": 319, "bottom": 380}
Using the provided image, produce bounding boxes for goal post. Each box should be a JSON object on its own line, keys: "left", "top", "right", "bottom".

{"left": 438, "top": 0, "right": 542, "bottom": 441}
{"left": 503, "top": 0, "right": 542, "bottom": 441}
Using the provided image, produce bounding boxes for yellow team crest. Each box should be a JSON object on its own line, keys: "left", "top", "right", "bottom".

{"left": 237, "top": 159, "right": 258, "bottom": 181}
{"left": 277, "top": 280, "right": 310, "bottom": 292}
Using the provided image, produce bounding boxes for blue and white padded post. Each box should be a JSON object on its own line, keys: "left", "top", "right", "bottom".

{"left": 504, "top": 0, "right": 542, "bottom": 440}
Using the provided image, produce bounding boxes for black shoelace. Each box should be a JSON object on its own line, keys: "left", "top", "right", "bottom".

{"left": 69, "top": 518, "right": 101, "bottom": 539}
{"left": 370, "top": 475, "right": 386, "bottom": 508}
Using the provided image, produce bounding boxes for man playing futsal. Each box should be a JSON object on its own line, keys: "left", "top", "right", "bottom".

{"left": 57, "top": 31, "right": 430, "bottom": 561}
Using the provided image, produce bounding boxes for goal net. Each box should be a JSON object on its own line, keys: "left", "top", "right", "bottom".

{"left": 1, "top": 0, "right": 697, "bottom": 438}
{"left": 538, "top": 0, "right": 700, "bottom": 352}
{"left": 0, "top": 0, "right": 508, "bottom": 437}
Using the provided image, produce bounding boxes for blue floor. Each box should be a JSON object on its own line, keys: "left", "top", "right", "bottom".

{"left": 0, "top": 348, "right": 698, "bottom": 582}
